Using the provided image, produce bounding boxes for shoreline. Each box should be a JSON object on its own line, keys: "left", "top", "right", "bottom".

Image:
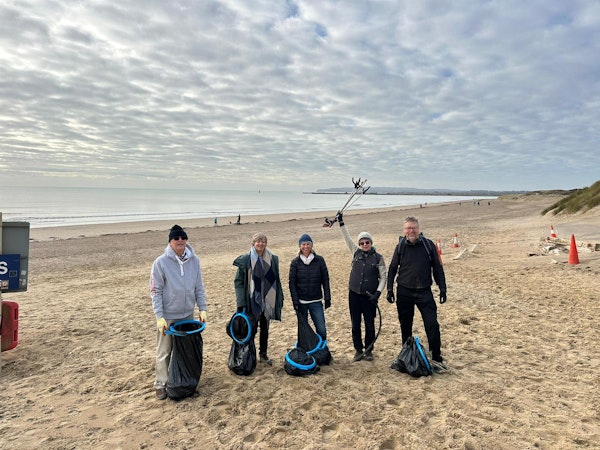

{"left": 28, "top": 201, "right": 465, "bottom": 241}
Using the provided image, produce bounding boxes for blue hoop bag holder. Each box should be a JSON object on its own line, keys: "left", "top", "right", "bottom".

{"left": 227, "top": 310, "right": 253, "bottom": 345}
{"left": 284, "top": 348, "right": 319, "bottom": 376}
{"left": 226, "top": 309, "right": 258, "bottom": 376}
{"left": 165, "top": 320, "right": 205, "bottom": 400}
{"left": 294, "top": 312, "right": 332, "bottom": 366}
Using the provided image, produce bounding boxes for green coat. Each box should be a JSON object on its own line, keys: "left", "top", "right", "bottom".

{"left": 233, "top": 252, "right": 284, "bottom": 321}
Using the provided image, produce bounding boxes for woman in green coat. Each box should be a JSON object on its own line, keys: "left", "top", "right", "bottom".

{"left": 233, "top": 232, "right": 284, "bottom": 365}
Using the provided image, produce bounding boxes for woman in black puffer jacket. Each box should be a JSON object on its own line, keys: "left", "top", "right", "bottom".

{"left": 289, "top": 234, "right": 332, "bottom": 340}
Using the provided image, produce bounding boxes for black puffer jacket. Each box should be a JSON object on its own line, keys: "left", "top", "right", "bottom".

{"left": 289, "top": 253, "right": 331, "bottom": 309}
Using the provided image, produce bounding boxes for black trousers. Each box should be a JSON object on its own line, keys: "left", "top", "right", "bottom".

{"left": 257, "top": 312, "right": 269, "bottom": 355}
{"left": 395, "top": 285, "right": 442, "bottom": 362}
{"left": 349, "top": 290, "right": 376, "bottom": 352}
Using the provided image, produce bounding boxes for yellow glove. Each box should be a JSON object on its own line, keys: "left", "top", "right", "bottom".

{"left": 157, "top": 317, "right": 168, "bottom": 335}
{"left": 199, "top": 310, "right": 207, "bottom": 322}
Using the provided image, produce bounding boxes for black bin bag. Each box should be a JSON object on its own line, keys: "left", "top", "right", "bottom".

{"left": 228, "top": 340, "right": 257, "bottom": 376}
{"left": 226, "top": 310, "right": 257, "bottom": 376}
{"left": 296, "top": 312, "right": 332, "bottom": 366}
{"left": 391, "top": 335, "right": 433, "bottom": 377}
{"left": 166, "top": 320, "right": 205, "bottom": 400}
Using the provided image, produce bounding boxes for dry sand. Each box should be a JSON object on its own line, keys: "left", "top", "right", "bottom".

{"left": 1, "top": 196, "right": 599, "bottom": 449}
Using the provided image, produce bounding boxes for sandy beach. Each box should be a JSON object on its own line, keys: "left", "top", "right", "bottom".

{"left": 1, "top": 195, "right": 599, "bottom": 450}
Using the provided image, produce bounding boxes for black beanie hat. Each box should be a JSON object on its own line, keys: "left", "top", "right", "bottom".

{"left": 168, "top": 224, "right": 188, "bottom": 242}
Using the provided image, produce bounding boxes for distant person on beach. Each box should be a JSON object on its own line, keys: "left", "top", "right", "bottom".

{"left": 214, "top": 217, "right": 218, "bottom": 226}
{"left": 150, "top": 224, "right": 208, "bottom": 400}
{"left": 236, "top": 214, "right": 241, "bottom": 225}
{"left": 288, "top": 233, "right": 332, "bottom": 340}
{"left": 233, "top": 232, "right": 284, "bottom": 365}
{"left": 335, "top": 212, "right": 386, "bottom": 362}
{"left": 386, "top": 216, "right": 448, "bottom": 372}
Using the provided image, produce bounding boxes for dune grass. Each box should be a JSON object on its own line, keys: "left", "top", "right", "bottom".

{"left": 540, "top": 180, "right": 600, "bottom": 215}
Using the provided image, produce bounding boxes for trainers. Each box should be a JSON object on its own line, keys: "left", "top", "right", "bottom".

{"left": 352, "top": 350, "right": 363, "bottom": 362}
{"left": 259, "top": 353, "right": 273, "bottom": 365}
{"left": 155, "top": 387, "right": 167, "bottom": 400}
{"left": 430, "top": 359, "right": 448, "bottom": 373}
{"left": 363, "top": 351, "right": 374, "bottom": 361}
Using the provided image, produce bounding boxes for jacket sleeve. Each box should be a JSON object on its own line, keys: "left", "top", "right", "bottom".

{"left": 150, "top": 259, "right": 165, "bottom": 318}
{"left": 233, "top": 264, "right": 248, "bottom": 309}
{"left": 386, "top": 244, "right": 400, "bottom": 291}
{"left": 273, "top": 255, "right": 285, "bottom": 319}
{"left": 194, "top": 258, "right": 208, "bottom": 311}
{"left": 320, "top": 257, "right": 332, "bottom": 302}
{"left": 377, "top": 254, "right": 387, "bottom": 293}
{"left": 339, "top": 223, "right": 358, "bottom": 255}
{"left": 288, "top": 258, "right": 299, "bottom": 306}
{"left": 431, "top": 242, "right": 447, "bottom": 291}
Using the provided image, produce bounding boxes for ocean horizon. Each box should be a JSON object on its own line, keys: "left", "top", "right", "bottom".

{"left": 1, "top": 186, "right": 495, "bottom": 228}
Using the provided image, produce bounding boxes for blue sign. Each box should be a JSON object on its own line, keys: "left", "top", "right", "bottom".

{"left": 0, "top": 254, "right": 20, "bottom": 291}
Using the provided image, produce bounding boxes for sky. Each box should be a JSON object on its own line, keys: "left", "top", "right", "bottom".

{"left": 1, "top": 1, "right": 599, "bottom": 192}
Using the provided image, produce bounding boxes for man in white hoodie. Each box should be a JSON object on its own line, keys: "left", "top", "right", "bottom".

{"left": 150, "top": 225, "right": 208, "bottom": 400}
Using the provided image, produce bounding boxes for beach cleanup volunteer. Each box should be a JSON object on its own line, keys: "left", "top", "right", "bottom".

{"left": 233, "top": 232, "right": 284, "bottom": 366}
{"left": 289, "top": 233, "right": 332, "bottom": 340}
{"left": 386, "top": 216, "right": 448, "bottom": 372}
{"left": 150, "top": 225, "right": 208, "bottom": 400}
{"left": 335, "top": 212, "right": 386, "bottom": 362}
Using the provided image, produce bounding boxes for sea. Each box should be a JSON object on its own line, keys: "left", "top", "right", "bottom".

{"left": 0, "top": 186, "right": 495, "bottom": 228}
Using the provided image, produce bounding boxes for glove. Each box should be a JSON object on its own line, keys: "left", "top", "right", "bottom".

{"left": 335, "top": 211, "right": 344, "bottom": 226}
{"left": 156, "top": 317, "right": 168, "bottom": 335}
{"left": 293, "top": 302, "right": 299, "bottom": 311}
{"left": 386, "top": 290, "right": 395, "bottom": 303}
{"left": 199, "top": 310, "right": 207, "bottom": 322}
{"left": 324, "top": 299, "right": 331, "bottom": 309}
{"left": 237, "top": 306, "right": 245, "bottom": 313}
{"left": 439, "top": 291, "right": 447, "bottom": 304}
{"left": 367, "top": 291, "right": 380, "bottom": 305}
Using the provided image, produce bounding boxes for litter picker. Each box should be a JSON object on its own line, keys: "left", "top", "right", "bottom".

{"left": 323, "top": 177, "right": 371, "bottom": 228}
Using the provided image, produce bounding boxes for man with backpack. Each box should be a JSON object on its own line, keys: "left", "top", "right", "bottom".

{"left": 386, "top": 216, "right": 448, "bottom": 372}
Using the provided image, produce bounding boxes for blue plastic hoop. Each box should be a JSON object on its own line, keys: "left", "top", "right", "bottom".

{"left": 414, "top": 336, "right": 432, "bottom": 374}
{"left": 305, "top": 335, "right": 325, "bottom": 355}
{"left": 166, "top": 319, "right": 206, "bottom": 336}
{"left": 285, "top": 351, "right": 317, "bottom": 370}
{"left": 230, "top": 310, "right": 252, "bottom": 345}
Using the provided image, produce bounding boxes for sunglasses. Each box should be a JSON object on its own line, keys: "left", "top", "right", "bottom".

{"left": 172, "top": 236, "right": 187, "bottom": 241}
{"left": 359, "top": 240, "right": 372, "bottom": 246}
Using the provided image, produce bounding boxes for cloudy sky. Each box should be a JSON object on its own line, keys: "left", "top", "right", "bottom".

{"left": 1, "top": 1, "right": 598, "bottom": 192}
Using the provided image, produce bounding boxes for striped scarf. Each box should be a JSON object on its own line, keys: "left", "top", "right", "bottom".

{"left": 249, "top": 247, "right": 277, "bottom": 320}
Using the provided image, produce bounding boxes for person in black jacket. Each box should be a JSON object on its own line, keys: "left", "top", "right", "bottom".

{"left": 386, "top": 216, "right": 448, "bottom": 371}
{"left": 335, "top": 212, "right": 386, "bottom": 362}
{"left": 289, "top": 234, "right": 331, "bottom": 340}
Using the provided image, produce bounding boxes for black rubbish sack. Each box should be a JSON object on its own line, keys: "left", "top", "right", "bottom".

{"left": 166, "top": 320, "right": 205, "bottom": 400}
{"left": 284, "top": 348, "right": 320, "bottom": 376}
{"left": 296, "top": 311, "right": 332, "bottom": 366}
{"left": 226, "top": 310, "right": 257, "bottom": 376}
{"left": 310, "top": 340, "right": 332, "bottom": 366}
{"left": 228, "top": 339, "right": 257, "bottom": 376}
{"left": 391, "top": 335, "right": 433, "bottom": 377}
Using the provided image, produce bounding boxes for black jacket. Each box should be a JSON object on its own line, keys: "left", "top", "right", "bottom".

{"left": 387, "top": 235, "right": 446, "bottom": 292}
{"left": 289, "top": 253, "right": 331, "bottom": 308}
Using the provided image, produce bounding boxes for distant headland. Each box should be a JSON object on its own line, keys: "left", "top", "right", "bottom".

{"left": 309, "top": 187, "right": 528, "bottom": 196}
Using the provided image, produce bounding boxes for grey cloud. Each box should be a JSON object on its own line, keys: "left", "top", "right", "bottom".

{"left": 0, "top": 1, "right": 598, "bottom": 191}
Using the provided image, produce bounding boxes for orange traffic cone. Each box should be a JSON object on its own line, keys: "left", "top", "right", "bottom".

{"left": 568, "top": 234, "right": 579, "bottom": 265}
{"left": 550, "top": 225, "right": 557, "bottom": 239}
{"left": 452, "top": 233, "right": 460, "bottom": 248}
{"left": 436, "top": 239, "right": 444, "bottom": 265}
